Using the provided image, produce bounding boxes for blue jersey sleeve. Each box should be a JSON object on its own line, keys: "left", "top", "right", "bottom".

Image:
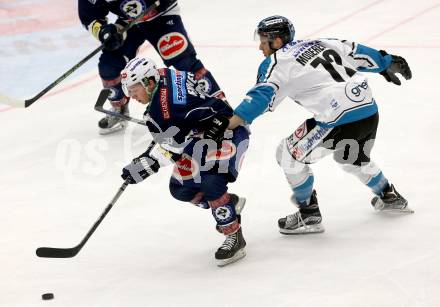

{"left": 234, "top": 56, "right": 278, "bottom": 123}
{"left": 352, "top": 43, "right": 392, "bottom": 73}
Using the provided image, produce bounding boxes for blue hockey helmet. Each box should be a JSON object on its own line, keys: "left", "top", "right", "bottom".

{"left": 255, "top": 15, "right": 295, "bottom": 45}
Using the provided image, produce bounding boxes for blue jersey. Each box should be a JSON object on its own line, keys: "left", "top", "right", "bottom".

{"left": 145, "top": 68, "right": 233, "bottom": 152}
{"left": 78, "top": 0, "right": 178, "bottom": 29}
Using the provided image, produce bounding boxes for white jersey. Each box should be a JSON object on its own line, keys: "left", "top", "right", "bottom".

{"left": 235, "top": 39, "right": 392, "bottom": 127}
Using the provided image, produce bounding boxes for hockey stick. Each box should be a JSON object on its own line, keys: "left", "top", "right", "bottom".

{"left": 36, "top": 179, "right": 130, "bottom": 258}
{"left": 1, "top": 0, "right": 160, "bottom": 109}
{"left": 94, "top": 89, "right": 148, "bottom": 126}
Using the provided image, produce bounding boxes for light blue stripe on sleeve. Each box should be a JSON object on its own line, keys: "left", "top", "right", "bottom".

{"left": 234, "top": 85, "right": 275, "bottom": 123}
{"left": 355, "top": 44, "right": 392, "bottom": 73}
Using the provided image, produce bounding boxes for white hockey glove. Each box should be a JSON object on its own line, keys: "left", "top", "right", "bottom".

{"left": 121, "top": 142, "right": 160, "bottom": 184}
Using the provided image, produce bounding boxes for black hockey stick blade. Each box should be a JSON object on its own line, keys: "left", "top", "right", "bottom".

{"left": 36, "top": 245, "right": 83, "bottom": 258}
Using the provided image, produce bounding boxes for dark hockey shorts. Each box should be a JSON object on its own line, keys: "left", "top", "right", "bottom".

{"left": 170, "top": 126, "right": 250, "bottom": 186}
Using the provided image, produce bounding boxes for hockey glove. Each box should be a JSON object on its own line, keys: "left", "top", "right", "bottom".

{"left": 204, "top": 114, "right": 230, "bottom": 142}
{"left": 122, "top": 151, "right": 160, "bottom": 184}
{"left": 98, "top": 24, "right": 124, "bottom": 51}
{"left": 379, "top": 51, "right": 412, "bottom": 85}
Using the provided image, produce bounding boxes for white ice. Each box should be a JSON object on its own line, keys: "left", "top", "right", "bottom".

{"left": 1, "top": 0, "right": 440, "bottom": 306}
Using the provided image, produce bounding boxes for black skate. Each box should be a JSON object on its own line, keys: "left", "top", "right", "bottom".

{"left": 98, "top": 102, "right": 129, "bottom": 135}
{"left": 215, "top": 194, "right": 245, "bottom": 233}
{"left": 278, "top": 190, "right": 325, "bottom": 235}
{"left": 371, "top": 184, "right": 414, "bottom": 213}
{"left": 215, "top": 228, "right": 246, "bottom": 267}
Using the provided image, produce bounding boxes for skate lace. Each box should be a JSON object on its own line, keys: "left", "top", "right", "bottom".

{"left": 286, "top": 211, "right": 304, "bottom": 228}
{"left": 220, "top": 234, "right": 237, "bottom": 251}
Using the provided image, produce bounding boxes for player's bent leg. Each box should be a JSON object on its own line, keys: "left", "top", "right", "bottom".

{"left": 98, "top": 54, "right": 130, "bottom": 135}
{"left": 338, "top": 162, "right": 413, "bottom": 213}
{"left": 276, "top": 138, "right": 325, "bottom": 234}
{"left": 98, "top": 77, "right": 130, "bottom": 135}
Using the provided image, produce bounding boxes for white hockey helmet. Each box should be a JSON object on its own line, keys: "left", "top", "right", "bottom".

{"left": 121, "top": 56, "right": 160, "bottom": 97}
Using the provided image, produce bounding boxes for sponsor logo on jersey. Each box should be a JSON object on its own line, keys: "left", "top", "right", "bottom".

{"left": 206, "top": 141, "right": 237, "bottom": 162}
{"left": 294, "top": 122, "right": 307, "bottom": 138}
{"left": 157, "top": 32, "right": 188, "bottom": 60}
{"left": 120, "top": 0, "right": 146, "bottom": 18}
{"left": 287, "top": 125, "right": 330, "bottom": 161}
{"left": 159, "top": 87, "right": 170, "bottom": 119}
{"left": 345, "top": 80, "right": 369, "bottom": 103}
{"left": 171, "top": 70, "right": 187, "bottom": 105}
{"left": 195, "top": 77, "right": 212, "bottom": 95}
{"left": 173, "top": 154, "right": 199, "bottom": 180}
{"left": 330, "top": 99, "right": 340, "bottom": 110}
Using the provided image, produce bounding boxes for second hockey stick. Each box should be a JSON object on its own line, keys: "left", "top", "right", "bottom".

{"left": 1, "top": 0, "right": 160, "bottom": 109}
{"left": 94, "top": 88, "right": 148, "bottom": 126}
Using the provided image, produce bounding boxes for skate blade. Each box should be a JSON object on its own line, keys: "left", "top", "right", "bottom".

{"left": 216, "top": 248, "right": 246, "bottom": 267}
{"left": 279, "top": 223, "right": 325, "bottom": 235}
{"left": 99, "top": 122, "right": 127, "bottom": 135}
{"left": 375, "top": 207, "right": 415, "bottom": 214}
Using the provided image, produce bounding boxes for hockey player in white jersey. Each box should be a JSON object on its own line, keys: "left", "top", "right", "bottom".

{"left": 206, "top": 15, "right": 414, "bottom": 234}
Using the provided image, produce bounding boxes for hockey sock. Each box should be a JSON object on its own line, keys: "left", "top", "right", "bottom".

{"left": 209, "top": 193, "right": 240, "bottom": 235}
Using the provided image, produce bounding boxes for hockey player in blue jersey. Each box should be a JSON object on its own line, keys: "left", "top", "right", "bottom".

{"left": 118, "top": 56, "right": 249, "bottom": 266}
{"left": 207, "top": 15, "right": 414, "bottom": 235}
{"left": 78, "top": 0, "right": 225, "bottom": 134}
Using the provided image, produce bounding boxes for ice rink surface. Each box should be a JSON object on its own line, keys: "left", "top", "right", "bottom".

{"left": 1, "top": 0, "right": 440, "bottom": 306}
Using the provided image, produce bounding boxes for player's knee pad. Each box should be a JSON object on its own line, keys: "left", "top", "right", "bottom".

{"left": 276, "top": 139, "right": 310, "bottom": 178}
{"left": 209, "top": 193, "right": 240, "bottom": 235}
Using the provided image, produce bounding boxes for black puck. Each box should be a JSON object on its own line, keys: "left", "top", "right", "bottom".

{"left": 42, "top": 293, "right": 54, "bottom": 300}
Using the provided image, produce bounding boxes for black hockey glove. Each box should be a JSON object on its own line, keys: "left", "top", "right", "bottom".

{"left": 379, "top": 51, "right": 412, "bottom": 85}
{"left": 122, "top": 150, "right": 160, "bottom": 184}
{"left": 204, "top": 114, "right": 230, "bottom": 142}
{"left": 98, "top": 24, "right": 124, "bottom": 51}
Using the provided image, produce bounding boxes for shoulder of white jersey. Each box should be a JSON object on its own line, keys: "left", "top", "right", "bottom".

{"left": 256, "top": 54, "right": 278, "bottom": 85}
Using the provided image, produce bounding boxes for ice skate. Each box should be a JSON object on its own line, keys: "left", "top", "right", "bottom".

{"left": 215, "top": 228, "right": 246, "bottom": 267}
{"left": 371, "top": 184, "right": 414, "bottom": 213}
{"left": 98, "top": 102, "right": 129, "bottom": 135}
{"left": 278, "top": 190, "right": 325, "bottom": 235}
